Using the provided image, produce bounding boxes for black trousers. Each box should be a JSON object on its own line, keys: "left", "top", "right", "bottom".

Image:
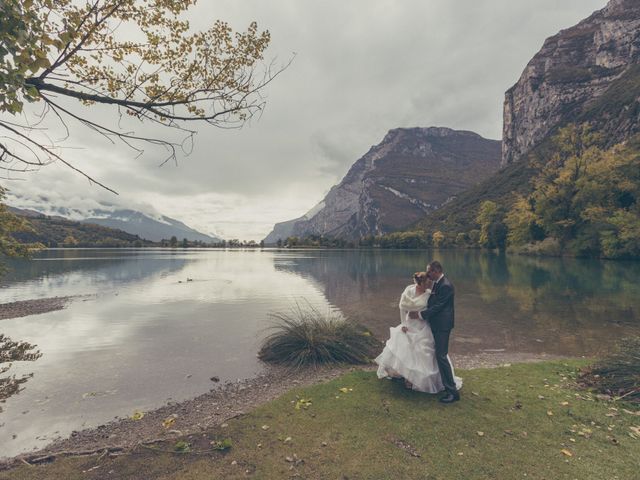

{"left": 432, "top": 329, "right": 457, "bottom": 395}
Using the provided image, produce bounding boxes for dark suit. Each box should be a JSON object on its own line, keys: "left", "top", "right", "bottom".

{"left": 419, "top": 275, "right": 457, "bottom": 395}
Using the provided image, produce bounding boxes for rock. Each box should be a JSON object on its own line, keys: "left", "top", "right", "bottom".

{"left": 502, "top": 0, "right": 640, "bottom": 166}
{"left": 210, "top": 376, "right": 220, "bottom": 383}
{"left": 263, "top": 127, "right": 501, "bottom": 242}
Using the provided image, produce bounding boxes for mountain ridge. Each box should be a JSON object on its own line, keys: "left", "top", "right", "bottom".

{"left": 7, "top": 205, "right": 221, "bottom": 243}
{"left": 264, "top": 126, "right": 501, "bottom": 244}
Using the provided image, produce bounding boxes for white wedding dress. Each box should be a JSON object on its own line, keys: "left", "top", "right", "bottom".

{"left": 375, "top": 284, "right": 463, "bottom": 393}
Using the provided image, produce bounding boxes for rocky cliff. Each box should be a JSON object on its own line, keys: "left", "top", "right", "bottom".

{"left": 264, "top": 127, "right": 501, "bottom": 243}
{"left": 502, "top": 0, "right": 640, "bottom": 166}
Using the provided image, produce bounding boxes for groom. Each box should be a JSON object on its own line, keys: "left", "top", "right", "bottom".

{"left": 409, "top": 261, "right": 460, "bottom": 404}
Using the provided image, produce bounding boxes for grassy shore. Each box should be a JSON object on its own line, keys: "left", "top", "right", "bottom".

{"left": 3, "top": 361, "right": 639, "bottom": 479}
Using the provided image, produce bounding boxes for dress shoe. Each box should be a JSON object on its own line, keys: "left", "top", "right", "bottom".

{"left": 439, "top": 392, "right": 460, "bottom": 404}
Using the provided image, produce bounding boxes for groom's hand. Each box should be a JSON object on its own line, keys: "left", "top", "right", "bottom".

{"left": 408, "top": 311, "right": 419, "bottom": 319}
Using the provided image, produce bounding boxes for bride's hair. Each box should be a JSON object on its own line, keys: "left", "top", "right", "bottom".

{"left": 413, "top": 271, "right": 428, "bottom": 285}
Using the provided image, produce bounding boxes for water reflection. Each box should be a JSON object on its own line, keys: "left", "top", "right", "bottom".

{"left": 1, "top": 249, "right": 190, "bottom": 303}
{"left": 0, "top": 249, "right": 331, "bottom": 458}
{"left": 0, "top": 334, "right": 42, "bottom": 413}
{"left": 0, "top": 248, "right": 639, "bottom": 458}
{"left": 275, "top": 250, "right": 640, "bottom": 356}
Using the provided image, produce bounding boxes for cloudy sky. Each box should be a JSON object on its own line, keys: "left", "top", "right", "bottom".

{"left": 4, "top": 0, "right": 606, "bottom": 240}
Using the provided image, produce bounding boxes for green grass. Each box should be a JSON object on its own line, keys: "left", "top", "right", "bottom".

{"left": 4, "top": 361, "right": 639, "bottom": 479}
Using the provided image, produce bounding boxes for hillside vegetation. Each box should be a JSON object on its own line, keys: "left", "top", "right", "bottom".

{"left": 11, "top": 215, "right": 151, "bottom": 248}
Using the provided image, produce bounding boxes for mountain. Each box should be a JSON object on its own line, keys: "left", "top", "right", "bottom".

{"left": 8, "top": 207, "right": 151, "bottom": 247}
{"left": 417, "top": 0, "right": 640, "bottom": 237}
{"left": 7, "top": 204, "right": 221, "bottom": 243}
{"left": 264, "top": 127, "right": 501, "bottom": 244}
{"left": 502, "top": 0, "right": 640, "bottom": 166}
{"left": 82, "top": 209, "right": 221, "bottom": 243}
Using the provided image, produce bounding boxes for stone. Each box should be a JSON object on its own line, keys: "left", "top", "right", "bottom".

{"left": 502, "top": 0, "right": 640, "bottom": 166}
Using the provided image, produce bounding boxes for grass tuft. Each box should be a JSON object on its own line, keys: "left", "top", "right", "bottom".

{"left": 258, "top": 302, "right": 379, "bottom": 368}
{"left": 581, "top": 336, "right": 640, "bottom": 403}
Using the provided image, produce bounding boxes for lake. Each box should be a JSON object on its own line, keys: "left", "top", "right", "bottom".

{"left": 1, "top": 248, "right": 639, "bottom": 457}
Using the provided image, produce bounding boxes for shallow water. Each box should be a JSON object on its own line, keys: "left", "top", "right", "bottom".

{"left": 1, "top": 248, "right": 639, "bottom": 457}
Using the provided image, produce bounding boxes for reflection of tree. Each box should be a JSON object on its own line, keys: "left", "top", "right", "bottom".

{"left": 0, "top": 334, "right": 42, "bottom": 412}
{"left": 277, "top": 249, "right": 640, "bottom": 356}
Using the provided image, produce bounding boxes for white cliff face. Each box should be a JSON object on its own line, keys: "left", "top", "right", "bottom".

{"left": 502, "top": 0, "right": 640, "bottom": 166}
{"left": 263, "top": 127, "right": 501, "bottom": 243}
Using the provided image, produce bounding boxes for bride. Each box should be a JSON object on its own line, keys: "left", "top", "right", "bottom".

{"left": 375, "top": 272, "right": 462, "bottom": 393}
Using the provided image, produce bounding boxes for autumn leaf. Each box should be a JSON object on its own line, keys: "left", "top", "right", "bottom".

{"left": 131, "top": 410, "right": 144, "bottom": 420}
{"left": 295, "top": 398, "right": 312, "bottom": 410}
{"left": 560, "top": 449, "right": 573, "bottom": 457}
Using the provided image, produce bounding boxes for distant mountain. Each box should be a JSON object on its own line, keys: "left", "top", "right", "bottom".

{"left": 83, "top": 209, "right": 221, "bottom": 243}
{"left": 7, "top": 205, "right": 221, "bottom": 243}
{"left": 8, "top": 207, "right": 151, "bottom": 247}
{"left": 264, "top": 127, "right": 501, "bottom": 243}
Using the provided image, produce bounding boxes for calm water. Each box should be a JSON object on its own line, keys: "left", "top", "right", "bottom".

{"left": 1, "top": 248, "right": 639, "bottom": 457}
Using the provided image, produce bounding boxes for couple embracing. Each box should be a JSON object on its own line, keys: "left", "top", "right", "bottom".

{"left": 375, "top": 261, "right": 462, "bottom": 404}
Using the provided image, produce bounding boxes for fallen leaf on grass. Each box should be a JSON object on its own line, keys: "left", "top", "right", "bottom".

{"left": 211, "top": 439, "right": 232, "bottom": 451}
{"left": 338, "top": 387, "right": 353, "bottom": 393}
{"left": 261, "top": 425, "right": 270, "bottom": 431}
{"left": 477, "top": 431, "right": 485, "bottom": 437}
{"left": 629, "top": 426, "right": 640, "bottom": 439}
{"left": 560, "top": 449, "right": 573, "bottom": 457}
{"left": 295, "top": 398, "right": 312, "bottom": 410}
{"left": 623, "top": 409, "right": 640, "bottom": 416}
{"left": 547, "top": 410, "right": 554, "bottom": 416}
{"left": 560, "top": 401, "right": 569, "bottom": 406}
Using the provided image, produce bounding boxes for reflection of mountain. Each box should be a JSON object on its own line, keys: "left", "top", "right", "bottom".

{"left": 1, "top": 250, "right": 190, "bottom": 302}
{"left": 275, "top": 251, "right": 640, "bottom": 356}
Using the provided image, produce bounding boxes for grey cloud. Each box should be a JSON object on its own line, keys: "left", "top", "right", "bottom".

{"left": 4, "top": 0, "right": 607, "bottom": 239}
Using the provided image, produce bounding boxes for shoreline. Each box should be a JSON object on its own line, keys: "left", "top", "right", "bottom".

{"left": 0, "top": 351, "right": 567, "bottom": 468}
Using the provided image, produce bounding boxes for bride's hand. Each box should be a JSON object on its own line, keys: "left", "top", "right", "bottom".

{"left": 401, "top": 326, "right": 408, "bottom": 333}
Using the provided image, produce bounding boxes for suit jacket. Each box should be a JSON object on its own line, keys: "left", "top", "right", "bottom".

{"left": 419, "top": 275, "right": 454, "bottom": 332}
